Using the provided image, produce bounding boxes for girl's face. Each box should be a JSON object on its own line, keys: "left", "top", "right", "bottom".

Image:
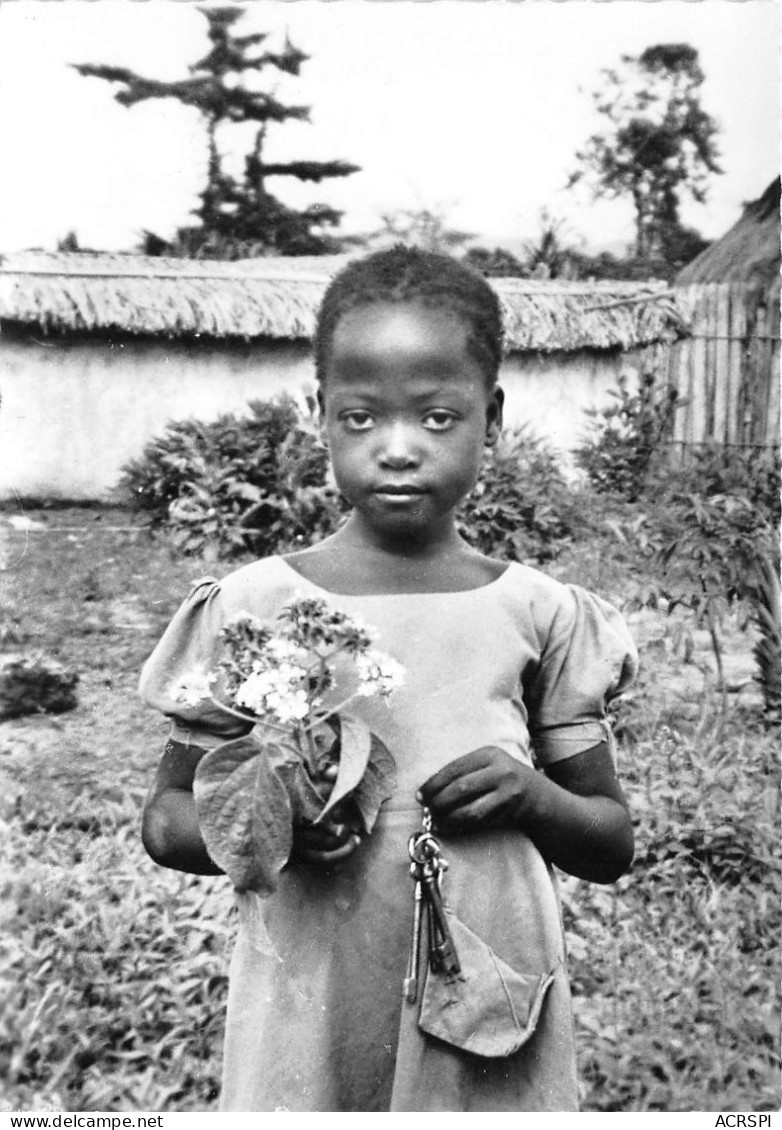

{"left": 320, "top": 301, "right": 503, "bottom": 545}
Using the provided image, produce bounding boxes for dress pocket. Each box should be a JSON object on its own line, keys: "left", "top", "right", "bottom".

{"left": 418, "top": 910, "right": 555, "bottom": 1058}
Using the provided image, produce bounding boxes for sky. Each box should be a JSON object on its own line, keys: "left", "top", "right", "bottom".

{"left": 0, "top": 0, "right": 778, "bottom": 256}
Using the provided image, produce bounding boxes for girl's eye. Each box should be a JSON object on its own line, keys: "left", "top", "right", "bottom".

{"left": 422, "top": 411, "right": 458, "bottom": 431}
{"left": 341, "top": 410, "right": 374, "bottom": 432}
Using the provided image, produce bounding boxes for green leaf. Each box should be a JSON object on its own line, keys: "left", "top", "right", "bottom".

{"left": 317, "top": 713, "right": 371, "bottom": 822}
{"left": 193, "top": 735, "right": 297, "bottom": 895}
{"left": 350, "top": 732, "right": 397, "bottom": 833}
{"left": 193, "top": 720, "right": 396, "bottom": 892}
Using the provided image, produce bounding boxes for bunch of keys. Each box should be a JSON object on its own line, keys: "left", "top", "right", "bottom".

{"left": 403, "top": 807, "right": 461, "bottom": 1004}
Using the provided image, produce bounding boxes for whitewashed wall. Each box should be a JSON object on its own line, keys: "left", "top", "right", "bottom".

{"left": 0, "top": 336, "right": 313, "bottom": 500}
{"left": 0, "top": 333, "right": 644, "bottom": 500}
{"left": 499, "top": 350, "right": 643, "bottom": 462}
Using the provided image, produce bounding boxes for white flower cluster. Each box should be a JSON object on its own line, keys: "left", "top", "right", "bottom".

{"left": 171, "top": 669, "right": 215, "bottom": 708}
{"left": 235, "top": 661, "right": 313, "bottom": 725}
{"left": 355, "top": 650, "right": 406, "bottom": 699}
{"left": 171, "top": 597, "right": 405, "bottom": 735}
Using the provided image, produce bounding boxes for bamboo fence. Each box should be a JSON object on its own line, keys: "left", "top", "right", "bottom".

{"left": 666, "top": 282, "right": 780, "bottom": 456}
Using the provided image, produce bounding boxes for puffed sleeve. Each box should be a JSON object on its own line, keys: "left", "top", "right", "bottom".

{"left": 525, "top": 584, "right": 638, "bottom": 767}
{"left": 139, "top": 576, "right": 253, "bottom": 749}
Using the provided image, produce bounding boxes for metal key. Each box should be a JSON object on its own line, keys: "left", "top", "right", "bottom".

{"left": 419, "top": 852, "right": 461, "bottom": 976}
{"left": 403, "top": 858, "right": 424, "bottom": 1003}
{"left": 410, "top": 831, "right": 461, "bottom": 977}
{"left": 425, "top": 891, "right": 439, "bottom": 972}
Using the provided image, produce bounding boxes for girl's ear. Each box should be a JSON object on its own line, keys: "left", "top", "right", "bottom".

{"left": 484, "top": 386, "right": 504, "bottom": 447}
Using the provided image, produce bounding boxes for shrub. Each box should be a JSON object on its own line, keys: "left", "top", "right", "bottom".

{"left": 121, "top": 396, "right": 344, "bottom": 559}
{"left": 122, "top": 397, "right": 300, "bottom": 522}
{"left": 656, "top": 443, "right": 781, "bottom": 527}
{"left": 458, "top": 427, "right": 579, "bottom": 563}
{"left": 648, "top": 492, "right": 774, "bottom": 615}
{"left": 634, "top": 444, "right": 781, "bottom": 720}
{"left": 574, "top": 367, "right": 680, "bottom": 500}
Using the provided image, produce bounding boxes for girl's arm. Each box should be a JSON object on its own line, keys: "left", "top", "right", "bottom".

{"left": 142, "top": 741, "right": 222, "bottom": 874}
{"left": 142, "top": 740, "right": 360, "bottom": 874}
{"left": 417, "top": 743, "right": 633, "bottom": 884}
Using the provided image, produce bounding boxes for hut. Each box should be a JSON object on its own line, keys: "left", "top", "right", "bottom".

{"left": 677, "top": 178, "right": 780, "bottom": 288}
{"left": 0, "top": 250, "right": 686, "bottom": 500}
{"left": 668, "top": 180, "right": 780, "bottom": 453}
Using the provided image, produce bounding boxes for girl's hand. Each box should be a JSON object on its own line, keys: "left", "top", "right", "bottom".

{"left": 419, "top": 742, "right": 634, "bottom": 883}
{"left": 292, "top": 792, "right": 362, "bottom": 866}
{"left": 417, "top": 746, "right": 543, "bottom": 834}
{"left": 293, "top": 818, "right": 362, "bottom": 865}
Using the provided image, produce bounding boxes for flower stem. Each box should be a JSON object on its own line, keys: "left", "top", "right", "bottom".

{"left": 302, "top": 693, "right": 360, "bottom": 734}
{"left": 301, "top": 725, "right": 320, "bottom": 775}
{"left": 210, "top": 696, "right": 290, "bottom": 736}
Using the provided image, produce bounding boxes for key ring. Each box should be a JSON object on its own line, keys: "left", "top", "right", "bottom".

{"left": 409, "top": 833, "right": 441, "bottom": 867}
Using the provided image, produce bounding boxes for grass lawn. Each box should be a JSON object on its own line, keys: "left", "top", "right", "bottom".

{"left": 1, "top": 507, "right": 779, "bottom": 1112}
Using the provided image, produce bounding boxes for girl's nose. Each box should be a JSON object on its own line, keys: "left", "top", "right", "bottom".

{"left": 378, "top": 422, "right": 421, "bottom": 468}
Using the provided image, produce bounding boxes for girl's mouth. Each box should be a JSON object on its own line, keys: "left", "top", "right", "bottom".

{"left": 373, "top": 485, "right": 426, "bottom": 503}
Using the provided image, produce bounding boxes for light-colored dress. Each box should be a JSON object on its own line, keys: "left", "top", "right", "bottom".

{"left": 139, "top": 556, "right": 637, "bottom": 1112}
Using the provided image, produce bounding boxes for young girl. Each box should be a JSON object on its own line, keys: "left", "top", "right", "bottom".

{"left": 139, "top": 247, "right": 637, "bottom": 1113}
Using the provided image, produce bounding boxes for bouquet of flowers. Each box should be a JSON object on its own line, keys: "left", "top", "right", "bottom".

{"left": 171, "top": 596, "right": 404, "bottom": 895}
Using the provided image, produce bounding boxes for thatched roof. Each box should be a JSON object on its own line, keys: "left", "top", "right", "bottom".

{"left": 677, "top": 179, "right": 781, "bottom": 286}
{"left": 0, "top": 250, "right": 687, "bottom": 353}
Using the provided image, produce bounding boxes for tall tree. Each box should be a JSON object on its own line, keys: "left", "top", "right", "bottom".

{"left": 73, "top": 5, "right": 359, "bottom": 257}
{"left": 569, "top": 44, "right": 721, "bottom": 259}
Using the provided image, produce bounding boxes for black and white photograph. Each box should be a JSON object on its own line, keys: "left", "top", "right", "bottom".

{"left": 0, "top": 0, "right": 779, "bottom": 1117}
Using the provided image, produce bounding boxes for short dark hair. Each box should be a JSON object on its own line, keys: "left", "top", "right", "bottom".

{"left": 314, "top": 246, "right": 505, "bottom": 386}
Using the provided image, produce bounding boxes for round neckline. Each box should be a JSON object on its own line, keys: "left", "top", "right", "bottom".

{"left": 275, "top": 555, "right": 514, "bottom": 599}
